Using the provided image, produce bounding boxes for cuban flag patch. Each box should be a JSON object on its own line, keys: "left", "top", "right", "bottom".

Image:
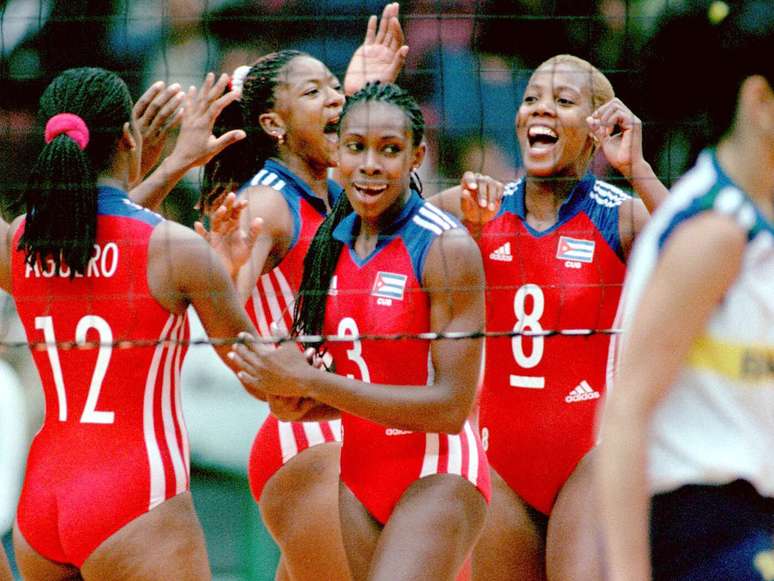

{"left": 556, "top": 236, "right": 595, "bottom": 263}
{"left": 371, "top": 271, "right": 408, "bottom": 301}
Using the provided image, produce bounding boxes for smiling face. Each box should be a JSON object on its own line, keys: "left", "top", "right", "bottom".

{"left": 338, "top": 100, "right": 425, "bottom": 227}
{"left": 516, "top": 62, "right": 598, "bottom": 178}
{"left": 271, "top": 55, "right": 345, "bottom": 170}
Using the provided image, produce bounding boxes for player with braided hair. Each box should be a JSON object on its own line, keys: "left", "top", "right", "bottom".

{"left": 229, "top": 81, "right": 490, "bottom": 581}
{"left": 0, "top": 66, "right": 261, "bottom": 580}
{"left": 199, "top": 5, "right": 408, "bottom": 579}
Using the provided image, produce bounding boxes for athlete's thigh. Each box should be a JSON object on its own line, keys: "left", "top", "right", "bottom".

{"left": 368, "top": 474, "right": 487, "bottom": 581}
{"left": 13, "top": 525, "right": 81, "bottom": 581}
{"left": 472, "top": 467, "right": 546, "bottom": 581}
{"left": 338, "top": 481, "right": 381, "bottom": 581}
{"left": 546, "top": 450, "right": 603, "bottom": 581}
{"left": 80, "top": 492, "right": 210, "bottom": 581}
{"left": 260, "top": 442, "right": 349, "bottom": 581}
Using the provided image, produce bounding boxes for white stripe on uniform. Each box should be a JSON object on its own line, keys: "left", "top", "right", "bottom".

{"left": 303, "top": 422, "right": 326, "bottom": 448}
{"left": 161, "top": 316, "right": 187, "bottom": 495}
{"left": 278, "top": 420, "right": 299, "bottom": 464}
{"left": 464, "top": 422, "right": 480, "bottom": 486}
{"left": 419, "top": 432, "right": 440, "bottom": 477}
{"left": 143, "top": 313, "right": 177, "bottom": 510}
{"left": 412, "top": 215, "right": 443, "bottom": 235}
{"left": 172, "top": 312, "right": 190, "bottom": 480}
{"left": 447, "top": 434, "right": 463, "bottom": 475}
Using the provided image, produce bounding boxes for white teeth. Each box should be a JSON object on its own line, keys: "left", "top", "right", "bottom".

{"left": 528, "top": 126, "right": 557, "bottom": 139}
{"left": 355, "top": 184, "right": 387, "bottom": 193}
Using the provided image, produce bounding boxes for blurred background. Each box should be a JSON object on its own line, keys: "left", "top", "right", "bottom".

{"left": 0, "top": 0, "right": 762, "bottom": 579}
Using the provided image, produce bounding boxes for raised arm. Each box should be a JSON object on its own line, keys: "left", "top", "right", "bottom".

{"left": 230, "top": 227, "right": 485, "bottom": 433}
{"left": 588, "top": 97, "right": 669, "bottom": 214}
{"left": 597, "top": 212, "right": 745, "bottom": 581}
{"left": 148, "top": 221, "right": 263, "bottom": 399}
{"left": 130, "top": 73, "right": 246, "bottom": 211}
{"left": 200, "top": 186, "right": 295, "bottom": 306}
{"left": 131, "top": 80, "right": 184, "bottom": 182}
{"left": 343, "top": 2, "right": 409, "bottom": 96}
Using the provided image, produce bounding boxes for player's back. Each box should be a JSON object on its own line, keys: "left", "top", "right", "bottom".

{"left": 12, "top": 185, "right": 190, "bottom": 506}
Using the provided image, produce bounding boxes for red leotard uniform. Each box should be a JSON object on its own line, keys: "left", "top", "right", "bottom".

{"left": 324, "top": 192, "right": 491, "bottom": 524}
{"left": 477, "top": 176, "right": 627, "bottom": 514}
{"left": 244, "top": 160, "right": 343, "bottom": 502}
{"left": 13, "top": 187, "right": 190, "bottom": 567}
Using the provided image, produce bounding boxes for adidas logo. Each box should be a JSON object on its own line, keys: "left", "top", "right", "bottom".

{"left": 565, "top": 380, "right": 601, "bottom": 403}
{"left": 489, "top": 242, "right": 513, "bottom": 262}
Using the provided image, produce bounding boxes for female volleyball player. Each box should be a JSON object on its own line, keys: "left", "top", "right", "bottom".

{"left": 431, "top": 53, "right": 669, "bottom": 580}
{"left": 229, "top": 82, "right": 490, "bottom": 581}
{"left": 200, "top": 5, "right": 407, "bottom": 579}
{"left": 0, "top": 67, "right": 259, "bottom": 580}
{"left": 598, "top": 7, "right": 773, "bottom": 581}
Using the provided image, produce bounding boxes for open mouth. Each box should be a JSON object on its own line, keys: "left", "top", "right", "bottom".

{"left": 353, "top": 183, "right": 388, "bottom": 197}
{"left": 323, "top": 117, "right": 339, "bottom": 144}
{"left": 527, "top": 125, "right": 558, "bottom": 151}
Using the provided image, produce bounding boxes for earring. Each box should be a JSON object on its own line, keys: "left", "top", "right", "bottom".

{"left": 274, "top": 132, "right": 285, "bottom": 145}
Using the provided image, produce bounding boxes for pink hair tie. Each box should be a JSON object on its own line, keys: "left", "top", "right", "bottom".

{"left": 44, "top": 113, "right": 90, "bottom": 150}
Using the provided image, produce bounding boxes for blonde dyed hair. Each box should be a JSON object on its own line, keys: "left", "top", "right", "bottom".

{"left": 535, "top": 54, "right": 615, "bottom": 111}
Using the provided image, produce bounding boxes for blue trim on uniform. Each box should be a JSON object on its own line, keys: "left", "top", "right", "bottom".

{"left": 333, "top": 190, "right": 455, "bottom": 280}
{"left": 657, "top": 150, "right": 774, "bottom": 251}
{"left": 241, "top": 159, "right": 342, "bottom": 252}
{"left": 97, "top": 186, "right": 163, "bottom": 227}
{"left": 500, "top": 175, "right": 626, "bottom": 261}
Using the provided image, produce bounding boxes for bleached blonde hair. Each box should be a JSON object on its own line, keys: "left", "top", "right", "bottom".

{"left": 535, "top": 54, "right": 615, "bottom": 111}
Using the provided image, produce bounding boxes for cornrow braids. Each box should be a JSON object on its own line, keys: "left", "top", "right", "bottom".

{"left": 342, "top": 81, "right": 425, "bottom": 147}
{"left": 200, "top": 50, "right": 306, "bottom": 214}
{"left": 19, "top": 67, "right": 132, "bottom": 277}
{"left": 292, "top": 82, "right": 425, "bottom": 346}
{"left": 343, "top": 81, "right": 426, "bottom": 194}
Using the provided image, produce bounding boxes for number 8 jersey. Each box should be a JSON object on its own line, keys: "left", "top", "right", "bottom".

{"left": 477, "top": 175, "right": 627, "bottom": 515}
{"left": 12, "top": 186, "right": 190, "bottom": 568}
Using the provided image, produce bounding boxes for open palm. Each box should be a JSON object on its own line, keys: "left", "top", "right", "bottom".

{"left": 344, "top": 2, "right": 409, "bottom": 95}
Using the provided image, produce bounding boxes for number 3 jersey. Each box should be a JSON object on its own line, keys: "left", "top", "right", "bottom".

{"left": 323, "top": 191, "right": 490, "bottom": 524}
{"left": 477, "top": 175, "right": 628, "bottom": 514}
{"left": 11, "top": 186, "right": 190, "bottom": 567}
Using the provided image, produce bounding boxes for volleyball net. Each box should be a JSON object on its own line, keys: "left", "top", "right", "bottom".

{"left": 0, "top": 0, "right": 740, "bottom": 354}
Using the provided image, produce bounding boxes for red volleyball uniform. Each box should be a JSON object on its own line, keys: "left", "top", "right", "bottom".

{"left": 477, "top": 176, "right": 627, "bottom": 514}
{"left": 324, "top": 192, "right": 491, "bottom": 524}
{"left": 243, "top": 160, "right": 342, "bottom": 502}
{"left": 13, "top": 187, "right": 189, "bottom": 567}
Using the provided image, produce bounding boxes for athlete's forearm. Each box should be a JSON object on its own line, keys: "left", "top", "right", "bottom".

{"left": 298, "top": 402, "right": 341, "bottom": 422}
{"left": 598, "top": 402, "right": 652, "bottom": 581}
{"left": 129, "top": 153, "right": 192, "bottom": 211}
{"left": 625, "top": 160, "right": 668, "bottom": 214}
{"left": 0, "top": 544, "right": 12, "bottom": 581}
{"left": 305, "top": 369, "right": 472, "bottom": 434}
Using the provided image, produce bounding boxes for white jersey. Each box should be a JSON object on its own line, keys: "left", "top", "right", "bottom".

{"left": 615, "top": 150, "right": 774, "bottom": 497}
